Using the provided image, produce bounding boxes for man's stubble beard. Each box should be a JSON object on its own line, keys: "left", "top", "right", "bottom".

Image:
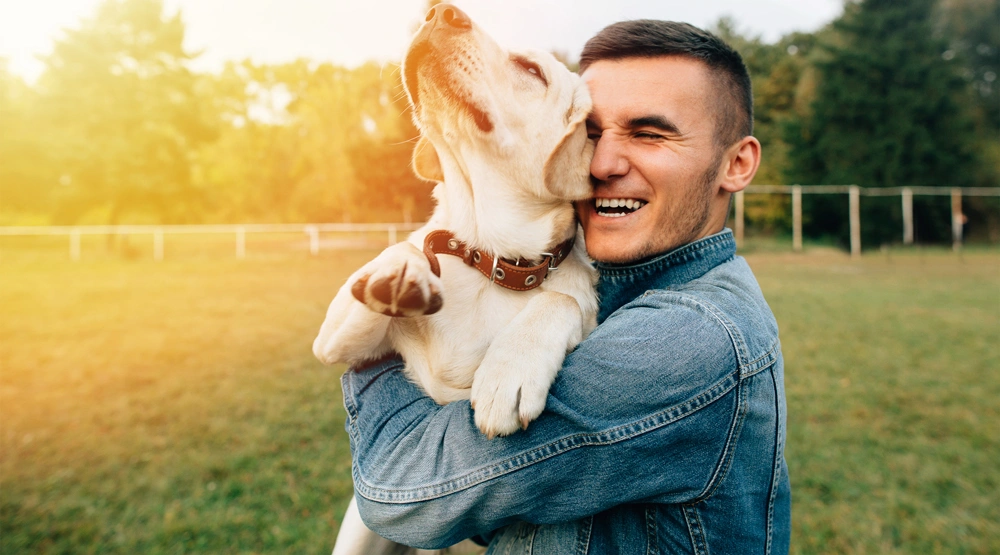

{"left": 626, "top": 152, "right": 722, "bottom": 263}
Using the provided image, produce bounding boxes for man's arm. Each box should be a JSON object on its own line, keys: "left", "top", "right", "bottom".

{"left": 344, "top": 293, "right": 745, "bottom": 549}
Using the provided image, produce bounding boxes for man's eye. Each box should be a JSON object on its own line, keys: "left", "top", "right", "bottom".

{"left": 513, "top": 57, "right": 547, "bottom": 85}
{"left": 635, "top": 132, "right": 664, "bottom": 140}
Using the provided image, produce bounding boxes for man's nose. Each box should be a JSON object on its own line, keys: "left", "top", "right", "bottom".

{"left": 424, "top": 3, "right": 472, "bottom": 30}
{"left": 590, "top": 135, "right": 630, "bottom": 182}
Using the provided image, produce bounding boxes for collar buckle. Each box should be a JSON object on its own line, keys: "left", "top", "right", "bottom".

{"left": 540, "top": 251, "right": 559, "bottom": 273}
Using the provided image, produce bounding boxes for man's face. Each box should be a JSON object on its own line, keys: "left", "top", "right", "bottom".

{"left": 577, "top": 56, "right": 728, "bottom": 264}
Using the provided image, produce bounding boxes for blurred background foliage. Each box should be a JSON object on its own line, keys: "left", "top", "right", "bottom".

{"left": 713, "top": 0, "right": 999, "bottom": 247}
{"left": 0, "top": 0, "right": 997, "bottom": 242}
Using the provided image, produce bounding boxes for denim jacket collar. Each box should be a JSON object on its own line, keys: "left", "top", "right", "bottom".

{"left": 595, "top": 229, "right": 737, "bottom": 324}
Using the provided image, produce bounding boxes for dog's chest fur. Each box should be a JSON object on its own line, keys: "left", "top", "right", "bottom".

{"left": 386, "top": 230, "right": 595, "bottom": 403}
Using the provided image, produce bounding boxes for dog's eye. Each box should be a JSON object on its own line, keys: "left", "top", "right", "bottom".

{"left": 513, "top": 56, "right": 547, "bottom": 85}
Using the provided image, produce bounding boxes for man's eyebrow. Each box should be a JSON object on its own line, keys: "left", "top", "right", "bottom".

{"left": 625, "top": 115, "right": 681, "bottom": 135}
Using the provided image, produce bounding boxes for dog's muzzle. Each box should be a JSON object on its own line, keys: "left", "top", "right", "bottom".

{"left": 402, "top": 4, "right": 494, "bottom": 133}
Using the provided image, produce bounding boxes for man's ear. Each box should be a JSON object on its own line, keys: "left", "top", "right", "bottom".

{"left": 544, "top": 86, "right": 594, "bottom": 201}
{"left": 718, "top": 136, "right": 761, "bottom": 193}
{"left": 412, "top": 135, "right": 444, "bottom": 182}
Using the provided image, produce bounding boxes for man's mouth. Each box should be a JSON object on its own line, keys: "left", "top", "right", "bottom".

{"left": 594, "top": 198, "right": 646, "bottom": 218}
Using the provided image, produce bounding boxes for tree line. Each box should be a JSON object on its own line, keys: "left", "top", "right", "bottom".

{"left": 1, "top": 0, "right": 996, "bottom": 246}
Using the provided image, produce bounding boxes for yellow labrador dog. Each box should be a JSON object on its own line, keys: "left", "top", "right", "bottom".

{"left": 313, "top": 4, "right": 597, "bottom": 554}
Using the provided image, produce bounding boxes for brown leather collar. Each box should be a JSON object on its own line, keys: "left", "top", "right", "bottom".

{"left": 422, "top": 230, "right": 574, "bottom": 291}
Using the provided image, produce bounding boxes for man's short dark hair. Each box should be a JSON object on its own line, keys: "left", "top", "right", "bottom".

{"left": 580, "top": 20, "right": 753, "bottom": 148}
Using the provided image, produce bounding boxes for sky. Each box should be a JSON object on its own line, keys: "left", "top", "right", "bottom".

{"left": 0, "top": 0, "right": 844, "bottom": 82}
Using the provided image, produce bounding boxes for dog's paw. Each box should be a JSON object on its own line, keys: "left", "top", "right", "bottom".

{"left": 470, "top": 356, "right": 550, "bottom": 439}
{"left": 350, "top": 243, "right": 443, "bottom": 317}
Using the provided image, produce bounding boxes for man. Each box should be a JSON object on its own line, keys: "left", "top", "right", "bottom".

{"left": 340, "top": 20, "right": 790, "bottom": 554}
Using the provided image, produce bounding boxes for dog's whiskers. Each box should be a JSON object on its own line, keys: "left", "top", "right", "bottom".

{"left": 379, "top": 63, "right": 402, "bottom": 80}
{"left": 389, "top": 135, "right": 421, "bottom": 146}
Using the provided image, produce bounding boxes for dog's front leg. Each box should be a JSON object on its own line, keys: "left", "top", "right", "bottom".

{"left": 314, "top": 241, "right": 443, "bottom": 366}
{"left": 470, "top": 292, "right": 584, "bottom": 439}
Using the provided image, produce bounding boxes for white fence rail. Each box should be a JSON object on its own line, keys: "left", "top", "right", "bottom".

{"left": 737, "top": 185, "right": 1000, "bottom": 258}
{"left": 0, "top": 223, "right": 423, "bottom": 261}
{"left": 2, "top": 186, "right": 998, "bottom": 261}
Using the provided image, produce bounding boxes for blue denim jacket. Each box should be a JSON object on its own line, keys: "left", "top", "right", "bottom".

{"left": 341, "top": 229, "right": 790, "bottom": 554}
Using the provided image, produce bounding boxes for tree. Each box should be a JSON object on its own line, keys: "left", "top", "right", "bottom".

{"left": 194, "top": 60, "right": 434, "bottom": 224}
{"left": 34, "top": 0, "right": 216, "bottom": 224}
{"left": 939, "top": 0, "right": 1000, "bottom": 240}
{"left": 712, "top": 19, "right": 823, "bottom": 235}
{"left": 279, "top": 60, "right": 431, "bottom": 223}
{"left": 342, "top": 63, "right": 434, "bottom": 223}
{"left": 784, "top": 0, "right": 981, "bottom": 246}
{"left": 0, "top": 60, "right": 57, "bottom": 223}
{"left": 193, "top": 60, "right": 316, "bottom": 223}
{"left": 939, "top": 0, "right": 999, "bottom": 136}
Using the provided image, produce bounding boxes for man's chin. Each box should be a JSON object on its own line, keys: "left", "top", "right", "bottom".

{"left": 585, "top": 238, "right": 650, "bottom": 265}
{"left": 579, "top": 209, "right": 653, "bottom": 264}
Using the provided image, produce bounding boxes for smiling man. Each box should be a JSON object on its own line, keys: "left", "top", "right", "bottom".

{"left": 338, "top": 20, "right": 789, "bottom": 555}
{"left": 578, "top": 41, "right": 759, "bottom": 265}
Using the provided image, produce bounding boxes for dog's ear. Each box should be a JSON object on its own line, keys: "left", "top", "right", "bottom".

{"left": 412, "top": 135, "right": 444, "bottom": 183}
{"left": 543, "top": 86, "right": 594, "bottom": 201}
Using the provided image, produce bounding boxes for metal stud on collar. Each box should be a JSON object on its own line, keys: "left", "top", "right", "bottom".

{"left": 421, "top": 229, "right": 574, "bottom": 292}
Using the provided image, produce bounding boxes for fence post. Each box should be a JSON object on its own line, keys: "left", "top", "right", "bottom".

{"left": 902, "top": 187, "right": 914, "bottom": 245}
{"left": 388, "top": 225, "right": 397, "bottom": 246}
{"left": 849, "top": 185, "right": 861, "bottom": 259}
{"left": 70, "top": 229, "right": 81, "bottom": 261}
{"left": 236, "top": 226, "right": 246, "bottom": 259}
{"left": 153, "top": 229, "right": 164, "bottom": 261}
{"left": 306, "top": 225, "right": 319, "bottom": 255}
{"left": 734, "top": 191, "right": 744, "bottom": 247}
{"left": 951, "top": 188, "right": 963, "bottom": 252}
{"left": 792, "top": 185, "right": 803, "bottom": 252}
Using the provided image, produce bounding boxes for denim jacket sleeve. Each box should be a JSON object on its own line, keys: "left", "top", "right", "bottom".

{"left": 342, "top": 292, "right": 744, "bottom": 549}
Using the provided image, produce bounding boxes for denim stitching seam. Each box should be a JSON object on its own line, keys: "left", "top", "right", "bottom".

{"left": 740, "top": 340, "right": 779, "bottom": 378}
{"left": 627, "top": 290, "right": 751, "bottom": 370}
{"left": 653, "top": 292, "right": 751, "bottom": 370}
{"left": 645, "top": 506, "right": 659, "bottom": 555}
{"left": 341, "top": 374, "right": 360, "bottom": 444}
{"left": 764, "top": 369, "right": 784, "bottom": 555}
{"left": 574, "top": 515, "right": 593, "bottom": 555}
{"left": 696, "top": 375, "right": 748, "bottom": 502}
{"left": 354, "top": 372, "right": 739, "bottom": 502}
{"left": 682, "top": 505, "right": 709, "bottom": 555}
{"left": 596, "top": 231, "right": 734, "bottom": 279}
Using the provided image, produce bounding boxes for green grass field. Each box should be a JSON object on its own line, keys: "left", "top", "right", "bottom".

{"left": 1, "top": 238, "right": 998, "bottom": 554}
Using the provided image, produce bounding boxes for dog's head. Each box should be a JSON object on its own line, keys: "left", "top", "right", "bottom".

{"left": 402, "top": 4, "right": 593, "bottom": 203}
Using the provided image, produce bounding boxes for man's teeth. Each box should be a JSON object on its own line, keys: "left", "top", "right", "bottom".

{"left": 595, "top": 198, "right": 645, "bottom": 216}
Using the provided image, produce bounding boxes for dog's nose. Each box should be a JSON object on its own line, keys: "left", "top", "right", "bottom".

{"left": 424, "top": 3, "right": 471, "bottom": 30}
